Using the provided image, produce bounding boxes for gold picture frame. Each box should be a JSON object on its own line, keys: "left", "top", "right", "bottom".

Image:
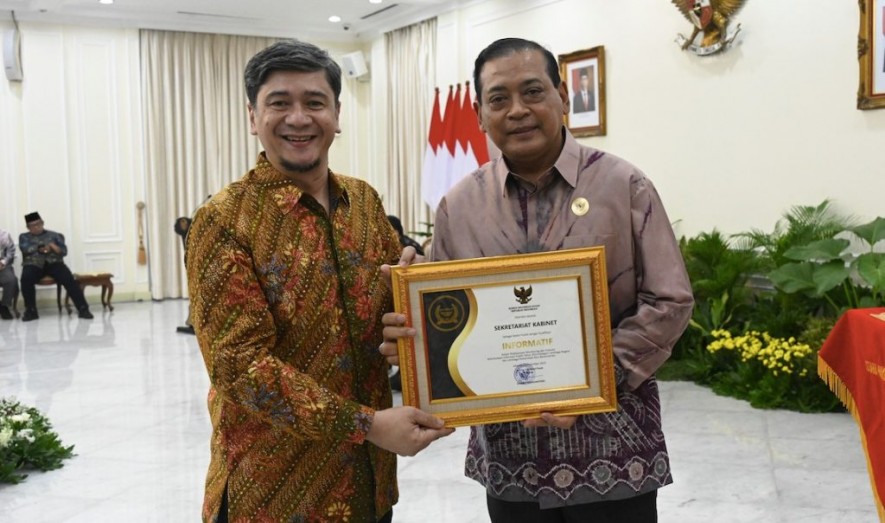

{"left": 558, "top": 46, "right": 607, "bottom": 136}
{"left": 858, "top": 0, "right": 885, "bottom": 109}
{"left": 390, "top": 248, "right": 617, "bottom": 428}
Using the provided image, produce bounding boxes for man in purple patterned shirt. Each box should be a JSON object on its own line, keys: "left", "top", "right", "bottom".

{"left": 381, "top": 38, "right": 693, "bottom": 522}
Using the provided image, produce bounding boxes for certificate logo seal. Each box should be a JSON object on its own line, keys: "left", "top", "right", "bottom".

{"left": 428, "top": 294, "right": 466, "bottom": 332}
{"left": 513, "top": 363, "right": 536, "bottom": 384}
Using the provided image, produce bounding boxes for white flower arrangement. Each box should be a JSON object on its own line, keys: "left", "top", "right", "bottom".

{"left": 0, "top": 397, "right": 75, "bottom": 484}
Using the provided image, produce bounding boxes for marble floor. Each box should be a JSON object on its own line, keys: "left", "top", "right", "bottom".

{"left": 0, "top": 300, "right": 878, "bottom": 522}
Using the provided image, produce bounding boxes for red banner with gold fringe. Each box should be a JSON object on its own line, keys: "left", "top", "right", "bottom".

{"left": 818, "top": 307, "right": 885, "bottom": 521}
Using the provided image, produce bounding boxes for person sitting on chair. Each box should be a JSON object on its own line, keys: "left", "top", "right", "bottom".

{"left": 0, "top": 227, "right": 18, "bottom": 320}
{"left": 19, "top": 212, "right": 93, "bottom": 321}
{"left": 387, "top": 215, "right": 425, "bottom": 256}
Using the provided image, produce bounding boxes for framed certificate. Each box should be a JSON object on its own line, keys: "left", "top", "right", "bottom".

{"left": 390, "top": 248, "right": 617, "bottom": 427}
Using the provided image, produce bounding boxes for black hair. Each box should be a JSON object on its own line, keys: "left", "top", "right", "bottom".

{"left": 244, "top": 39, "right": 342, "bottom": 106}
{"left": 472, "top": 38, "right": 561, "bottom": 102}
{"left": 387, "top": 215, "right": 404, "bottom": 236}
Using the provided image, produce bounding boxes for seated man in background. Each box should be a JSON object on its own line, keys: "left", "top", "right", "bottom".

{"left": 18, "top": 212, "right": 93, "bottom": 321}
{"left": 387, "top": 215, "right": 425, "bottom": 256}
{"left": 0, "top": 227, "right": 18, "bottom": 320}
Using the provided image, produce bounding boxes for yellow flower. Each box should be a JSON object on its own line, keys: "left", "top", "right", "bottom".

{"left": 705, "top": 330, "right": 813, "bottom": 378}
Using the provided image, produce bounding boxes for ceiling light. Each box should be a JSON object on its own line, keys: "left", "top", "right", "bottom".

{"left": 328, "top": 15, "right": 341, "bottom": 23}
{"left": 369, "top": 0, "right": 383, "bottom": 4}
{"left": 99, "top": 0, "right": 114, "bottom": 4}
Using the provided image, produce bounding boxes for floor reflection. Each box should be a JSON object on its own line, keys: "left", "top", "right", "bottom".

{"left": 0, "top": 300, "right": 877, "bottom": 522}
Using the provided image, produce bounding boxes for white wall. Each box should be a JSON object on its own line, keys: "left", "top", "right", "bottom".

{"left": 0, "top": 21, "right": 369, "bottom": 304}
{"left": 0, "top": 22, "right": 149, "bottom": 305}
{"left": 427, "top": 0, "right": 885, "bottom": 238}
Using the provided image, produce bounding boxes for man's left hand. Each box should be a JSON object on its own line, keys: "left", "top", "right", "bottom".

{"left": 379, "top": 312, "right": 415, "bottom": 367}
{"left": 378, "top": 246, "right": 423, "bottom": 365}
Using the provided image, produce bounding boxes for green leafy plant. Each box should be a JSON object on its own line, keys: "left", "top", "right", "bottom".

{"left": 768, "top": 216, "right": 885, "bottom": 314}
{"left": 660, "top": 204, "right": 863, "bottom": 412}
{"left": 658, "top": 202, "right": 876, "bottom": 412}
{"left": 731, "top": 200, "right": 859, "bottom": 337}
{"left": 732, "top": 200, "right": 856, "bottom": 272}
{"left": 665, "top": 231, "right": 760, "bottom": 381}
{"left": 0, "top": 397, "right": 75, "bottom": 484}
{"left": 679, "top": 232, "right": 758, "bottom": 338}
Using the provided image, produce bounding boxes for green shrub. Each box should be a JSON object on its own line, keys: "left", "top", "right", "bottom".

{"left": 0, "top": 398, "right": 75, "bottom": 484}
{"left": 660, "top": 201, "right": 875, "bottom": 413}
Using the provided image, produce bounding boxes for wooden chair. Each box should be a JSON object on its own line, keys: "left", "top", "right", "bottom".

{"left": 14, "top": 275, "right": 63, "bottom": 315}
{"left": 37, "top": 276, "right": 64, "bottom": 313}
{"left": 6, "top": 287, "right": 20, "bottom": 318}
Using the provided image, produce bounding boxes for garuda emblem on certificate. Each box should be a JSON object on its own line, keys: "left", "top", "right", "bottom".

{"left": 514, "top": 286, "right": 533, "bottom": 305}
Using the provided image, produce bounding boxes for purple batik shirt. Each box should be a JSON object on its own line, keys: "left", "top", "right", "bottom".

{"left": 431, "top": 129, "right": 694, "bottom": 508}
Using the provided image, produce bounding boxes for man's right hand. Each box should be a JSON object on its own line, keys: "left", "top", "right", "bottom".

{"left": 366, "top": 406, "right": 454, "bottom": 456}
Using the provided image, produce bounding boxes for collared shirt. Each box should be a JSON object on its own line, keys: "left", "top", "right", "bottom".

{"left": 432, "top": 129, "right": 693, "bottom": 508}
{"left": 19, "top": 229, "right": 68, "bottom": 267}
{"left": 187, "top": 153, "right": 402, "bottom": 522}
{"left": 0, "top": 229, "right": 15, "bottom": 267}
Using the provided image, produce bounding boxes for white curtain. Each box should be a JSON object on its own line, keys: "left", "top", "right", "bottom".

{"left": 384, "top": 19, "right": 436, "bottom": 241}
{"left": 140, "top": 30, "right": 278, "bottom": 299}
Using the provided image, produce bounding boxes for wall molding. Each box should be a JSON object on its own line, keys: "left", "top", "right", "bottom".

{"left": 73, "top": 33, "right": 124, "bottom": 243}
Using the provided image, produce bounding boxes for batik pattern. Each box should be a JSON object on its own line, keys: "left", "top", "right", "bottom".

{"left": 432, "top": 130, "right": 694, "bottom": 508}
{"left": 187, "top": 154, "right": 401, "bottom": 522}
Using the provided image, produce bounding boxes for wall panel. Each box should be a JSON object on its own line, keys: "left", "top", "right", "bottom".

{"left": 69, "top": 34, "right": 123, "bottom": 244}
{"left": 21, "top": 28, "right": 71, "bottom": 228}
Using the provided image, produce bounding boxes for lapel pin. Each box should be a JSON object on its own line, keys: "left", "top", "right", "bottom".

{"left": 571, "top": 197, "right": 590, "bottom": 216}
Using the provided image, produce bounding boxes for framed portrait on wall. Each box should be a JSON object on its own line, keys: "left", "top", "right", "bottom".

{"left": 558, "top": 46, "right": 606, "bottom": 136}
{"left": 858, "top": 0, "right": 885, "bottom": 109}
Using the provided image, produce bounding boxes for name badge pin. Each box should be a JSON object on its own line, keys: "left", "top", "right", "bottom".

{"left": 571, "top": 198, "right": 590, "bottom": 216}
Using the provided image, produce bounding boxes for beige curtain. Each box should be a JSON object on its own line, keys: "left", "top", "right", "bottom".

{"left": 384, "top": 19, "right": 436, "bottom": 240}
{"left": 140, "top": 30, "right": 278, "bottom": 299}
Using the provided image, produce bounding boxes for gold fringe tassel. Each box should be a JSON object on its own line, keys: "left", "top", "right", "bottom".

{"left": 818, "top": 357, "right": 885, "bottom": 522}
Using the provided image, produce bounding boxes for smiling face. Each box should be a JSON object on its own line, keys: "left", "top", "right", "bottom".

{"left": 474, "top": 49, "right": 568, "bottom": 180}
{"left": 248, "top": 69, "right": 341, "bottom": 181}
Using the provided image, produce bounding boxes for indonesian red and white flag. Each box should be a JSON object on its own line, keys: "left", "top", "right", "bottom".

{"left": 451, "top": 83, "right": 478, "bottom": 188}
{"left": 464, "top": 82, "right": 490, "bottom": 166}
{"left": 420, "top": 87, "right": 444, "bottom": 209}
{"left": 422, "top": 83, "right": 491, "bottom": 211}
{"left": 423, "top": 85, "right": 459, "bottom": 210}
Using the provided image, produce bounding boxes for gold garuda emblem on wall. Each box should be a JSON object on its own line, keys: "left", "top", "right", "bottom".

{"left": 672, "top": 0, "right": 747, "bottom": 56}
